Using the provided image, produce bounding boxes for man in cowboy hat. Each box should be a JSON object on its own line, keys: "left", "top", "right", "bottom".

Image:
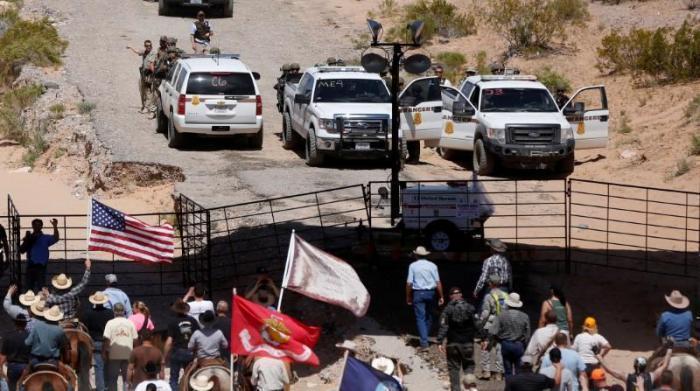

{"left": 5, "top": 285, "right": 36, "bottom": 329}
{"left": 104, "top": 273, "right": 133, "bottom": 317}
{"left": 657, "top": 290, "right": 694, "bottom": 348}
{"left": 133, "top": 361, "right": 170, "bottom": 391}
{"left": 437, "top": 286, "right": 477, "bottom": 391}
{"left": 44, "top": 259, "right": 92, "bottom": 321}
{"left": 163, "top": 299, "right": 199, "bottom": 391}
{"left": 492, "top": 292, "right": 530, "bottom": 378}
{"left": 189, "top": 374, "right": 214, "bottom": 391}
{"left": 24, "top": 302, "right": 68, "bottom": 367}
{"left": 0, "top": 313, "right": 31, "bottom": 391}
{"left": 82, "top": 291, "right": 114, "bottom": 391}
{"left": 473, "top": 239, "right": 512, "bottom": 298}
{"left": 103, "top": 303, "right": 138, "bottom": 391}
{"left": 406, "top": 246, "right": 444, "bottom": 350}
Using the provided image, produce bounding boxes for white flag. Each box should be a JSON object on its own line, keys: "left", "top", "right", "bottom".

{"left": 282, "top": 233, "right": 370, "bottom": 317}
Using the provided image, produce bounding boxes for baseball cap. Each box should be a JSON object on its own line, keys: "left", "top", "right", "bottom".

{"left": 583, "top": 316, "right": 598, "bottom": 331}
{"left": 105, "top": 274, "right": 117, "bottom": 284}
{"left": 590, "top": 368, "right": 606, "bottom": 381}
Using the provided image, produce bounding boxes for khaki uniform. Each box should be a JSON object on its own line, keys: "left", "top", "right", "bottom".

{"left": 140, "top": 50, "right": 157, "bottom": 111}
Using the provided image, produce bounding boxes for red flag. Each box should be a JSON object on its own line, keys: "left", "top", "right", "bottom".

{"left": 231, "top": 295, "right": 321, "bottom": 365}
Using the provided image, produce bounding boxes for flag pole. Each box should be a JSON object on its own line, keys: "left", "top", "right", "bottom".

{"left": 276, "top": 230, "right": 295, "bottom": 312}
{"left": 335, "top": 349, "right": 350, "bottom": 391}
{"left": 230, "top": 287, "right": 236, "bottom": 391}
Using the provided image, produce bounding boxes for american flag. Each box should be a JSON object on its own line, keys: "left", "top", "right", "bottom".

{"left": 88, "top": 199, "right": 175, "bottom": 263}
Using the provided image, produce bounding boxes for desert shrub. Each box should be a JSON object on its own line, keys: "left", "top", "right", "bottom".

{"left": 691, "top": 134, "right": 700, "bottom": 155}
{"left": 77, "top": 101, "right": 96, "bottom": 114}
{"left": 0, "top": 15, "right": 67, "bottom": 84}
{"left": 487, "top": 0, "right": 589, "bottom": 54}
{"left": 388, "top": 0, "right": 477, "bottom": 42}
{"left": 617, "top": 111, "right": 632, "bottom": 134}
{"left": 596, "top": 21, "right": 700, "bottom": 82}
{"left": 687, "top": 94, "right": 700, "bottom": 121}
{"left": 687, "top": 0, "right": 699, "bottom": 10}
{"left": 672, "top": 158, "right": 691, "bottom": 177}
{"left": 474, "top": 51, "right": 490, "bottom": 75}
{"left": 436, "top": 51, "right": 466, "bottom": 84}
{"left": 379, "top": 0, "right": 398, "bottom": 16}
{"left": 49, "top": 103, "right": 65, "bottom": 118}
{"left": 535, "top": 67, "right": 572, "bottom": 93}
{"left": 0, "top": 83, "right": 43, "bottom": 143}
{"left": 22, "top": 122, "right": 48, "bottom": 167}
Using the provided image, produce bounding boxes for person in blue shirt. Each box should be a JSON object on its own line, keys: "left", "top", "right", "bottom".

{"left": 406, "top": 246, "right": 444, "bottom": 350}
{"left": 19, "top": 219, "right": 59, "bottom": 292}
{"left": 103, "top": 274, "right": 133, "bottom": 318}
{"left": 656, "top": 290, "right": 693, "bottom": 347}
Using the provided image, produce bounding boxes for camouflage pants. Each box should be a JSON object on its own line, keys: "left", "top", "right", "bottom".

{"left": 478, "top": 339, "right": 503, "bottom": 375}
{"left": 139, "top": 74, "right": 155, "bottom": 111}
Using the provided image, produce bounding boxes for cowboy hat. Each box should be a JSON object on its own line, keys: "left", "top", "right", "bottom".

{"left": 44, "top": 305, "right": 64, "bottom": 322}
{"left": 51, "top": 273, "right": 73, "bottom": 290}
{"left": 251, "top": 286, "right": 277, "bottom": 308}
{"left": 171, "top": 299, "right": 190, "bottom": 314}
{"left": 19, "top": 290, "right": 38, "bottom": 306}
{"left": 189, "top": 375, "right": 214, "bottom": 391}
{"left": 30, "top": 300, "right": 47, "bottom": 317}
{"left": 665, "top": 290, "right": 689, "bottom": 309}
{"left": 371, "top": 357, "right": 395, "bottom": 376}
{"left": 505, "top": 292, "right": 523, "bottom": 308}
{"left": 486, "top": 238, "right": 507, "bottom": 252}
{"left": 413, "top": 246, "right": 430, "bottom": 256}
{"left": 89, "top": 291, "right": 109, "bottom": 305}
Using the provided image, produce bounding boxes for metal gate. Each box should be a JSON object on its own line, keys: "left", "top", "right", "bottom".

{"left": 6, "top": 195, "right": 21, "bottom": 287}
{"left": 176, "top": 194, "right": 211, "bottom": 294}
{"left": 569, "top": 179, "right": 700, "bottom": 277}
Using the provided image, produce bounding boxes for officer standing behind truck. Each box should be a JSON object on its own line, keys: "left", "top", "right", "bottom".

{"left": 190, "top": 11, "right": 213, "bottom": 54}
{"left": 127, "top": 40, "right": 157, "bottom": 114}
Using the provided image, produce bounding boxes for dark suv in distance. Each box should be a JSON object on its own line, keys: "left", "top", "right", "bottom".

{"left": 159, "top": 0, "right": 233, "bottom": 17}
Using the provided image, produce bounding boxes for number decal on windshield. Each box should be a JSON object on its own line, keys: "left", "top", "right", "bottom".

{"left": 211, "top": 76, "right": 229, "bottom": 87}
{"left": 318, "top": 80, "right": 344, "bottom": 88}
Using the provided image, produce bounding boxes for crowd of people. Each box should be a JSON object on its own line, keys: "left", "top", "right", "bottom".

{"left": 406, "top": 239, "right": 691, "bottom": 391}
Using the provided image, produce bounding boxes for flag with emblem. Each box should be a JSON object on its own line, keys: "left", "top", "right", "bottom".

{"left": 88, "top": 199, "right": 175, "bottom": 263}
{"left": 231, "top": 295, "right": 321, "bottom": 365}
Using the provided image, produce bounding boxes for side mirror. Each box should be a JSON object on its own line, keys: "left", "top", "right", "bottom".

{"left": 574, "top": 101, "right": 585, "bottom": 113}
{"left": 294, "top": 93, "right": 310, "bottom": 105}
{"left": 563, "top": 106, "right": 576, "bottom": 116}
{"left": 399, "top": 96, "right": 416, "bottom": 107}
{"left": 462, "top": 106, "right": 476, "bottom": 116}
{"left": 252, "top": 72, "right": 261, "bottom": 80}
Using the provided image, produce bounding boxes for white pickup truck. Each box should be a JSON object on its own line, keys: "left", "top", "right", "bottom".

{"left": 281, "top": 66, "right": 400, "bottom": 166}
{"left": 438, "top": 75, "right": 609, "bottom": 175}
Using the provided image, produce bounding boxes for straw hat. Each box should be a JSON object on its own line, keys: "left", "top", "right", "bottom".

{"left": 51, "top": 273, "right": 73, "bottom": 290}
{"left": 462, "top": 373, "right": 477, "bottom": 386}
{"left": 189, "top": 375, "right": 214, "bottom": 391}
{"left": 583, "top": 316, "right": 598, "bottom": 332}
{"left": 89, "top": 291, "right": 109, "bottom": 305}
{"left": 30, "top": 300, "right": 47, "bottom": 317}
{"left": 505, "top": 292, "right": 523, "bottom": 308}
{"left": 371, "top": 357, "right": 395, "bottom": 376}
{"left": 44, "top": 305, "right": 64, "bottom": 322}
{"left": 412, "top": 246, "right": 430, "bottom": 256}
{"left": 486, "top": 238, "right": 507, "bottom": 252}
{"left": 665, "top": 290, "right": 689, "bottom": 309}
{"left": 19, "top": 290, "right": 38, "bottom": 306}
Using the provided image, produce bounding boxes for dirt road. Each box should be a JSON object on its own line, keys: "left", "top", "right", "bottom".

{"left": 28, "top": 0, "right": 465, "bottom": 208}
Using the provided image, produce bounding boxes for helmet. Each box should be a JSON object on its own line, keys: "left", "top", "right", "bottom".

{"left": 489, "top": 62, "right": 504, "bottom": 73}
{"left": 633, "top": 357, "right": 647, "bottom": 374}
{"left": 326, "top": 57, "right": 337, "bottom": 65}
{"left": 166, "top": 37, "right": 177, "bottom": 46}
{"left": 291, "top": 63, "right": 300, "bottom": 70}
{"left": 282, "top": 63, "right": 291, "bottom": 71}
{"left": 209, "top": 47, "right": 220, "bottom": 55}
{"left": 159, "top": 35, "right": 168, "bottom": 42}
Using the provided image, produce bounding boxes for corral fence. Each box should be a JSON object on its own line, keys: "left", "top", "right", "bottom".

{"left": 2, "top": 179, "right": 698, "bottom": 299}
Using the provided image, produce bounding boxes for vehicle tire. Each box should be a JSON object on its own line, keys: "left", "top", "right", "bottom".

{"left": 437, "top": 147, "right": 460, "bottom": 161}
{"left": 222, "top": 0, "right": 233, "bottom": 17}
{"left": 158, "top": 0, "right": 170, "bottom": 16}
{"left": 557, "top": 153, "right": 575, "bottom": 176}
{"left": 167, "top": 115, "right": 185, "bottom": 149}
{"left": 473, "top": 138, "right": 495, "bottom": 176}
{"left": 282, "top": 111, "right": 297, "bottom": 150}
{"left": 424, "top": 221, "right": 459, "bottom": 252}
{"left": 156, "top": 103, "right": 167, "bottom": 134}
{"left": 305, "top": 128, "right": 324, "bottom": 166}
{"left": 248, "top": 128, "right": 263, "bottom": 149}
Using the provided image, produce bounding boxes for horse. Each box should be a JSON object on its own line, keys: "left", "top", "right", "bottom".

{"left": 62, "top": 323, "right": 94, "bottom": 391}
{"left": 649, "top": 352, "right": 700, "bottom": 391}
{"left": 21, "top": 363, "right": 78, "bottom": 391}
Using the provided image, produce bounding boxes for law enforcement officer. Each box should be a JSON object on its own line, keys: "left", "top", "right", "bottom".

{"left": 434, "top": 64, "right": 453, "bottom": 87}
{"left": 464, "top": 66, "right": 477, "bottom": 78}
{"left": 437, "top": 287, "right": 477, "bottom": 391}
{"left": 275, "top": 64, "right": 291, "bottom": 112}
{"left": 126, "top": 40, "right": 156, "bottom": 114}
{"left": 190, "top": 10, "right": 213, "bottom": 54}
{"left": 489, "top": 62, "right": 505, "bottom": 75}
{"left": 555, "top": 87, "right": 570, "bottom": 109}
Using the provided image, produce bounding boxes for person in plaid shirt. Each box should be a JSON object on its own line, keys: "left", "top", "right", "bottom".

{"left": 42, "top": 259, "right": 92, "bottom": 320}
{"left": 473, "top": 239, "right": 512, "bottom": 298}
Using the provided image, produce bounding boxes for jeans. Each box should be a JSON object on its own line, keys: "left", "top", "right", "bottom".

{"left": 169, "top": 348, "right": 194, "bottom": 391}
{"left": 446, "top": 343, "right": 474, "bottom": 391}
{"left": 93, "top": 341, "right": 105, "bottom": 391}
{"left": 412, "top": 290, "right": 436, "bottom": 348}
{"left": 25, "top": 263, "right": 47, "bottom": 293}
{"left": 106, "top": 359, "right": 128, "bottom": 391}
{"left": 500, "top": 340, "right": 524, "bottom": 377}
{"left": 6, "top": 362, "right": 26, "bottom": 391}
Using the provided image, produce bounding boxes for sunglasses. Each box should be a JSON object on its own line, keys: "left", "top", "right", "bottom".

{"left": 450, "top": 291, "right": 462, "bottom": 295}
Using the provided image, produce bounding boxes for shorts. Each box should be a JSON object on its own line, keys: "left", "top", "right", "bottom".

{"left": 193, "top": 42, "right": 209, "bottom": 54}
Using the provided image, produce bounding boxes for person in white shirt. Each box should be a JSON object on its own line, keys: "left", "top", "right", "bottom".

{"left": 572, "top": 316, "right": 611, "bottom": 375}
{"left": 183, "top": 284, "right": 214, "bottom": 326}
{"left": 134, "top": 361, "right": 171, "bottom": 391}
{"left": 523, "top": 310, "right": 559, "bottom": 366}
{"left": 251, "top": 357, "right": 290, "bottom": 391}
{"left": 434, "top": 65, "right": 453, "bottom": 87}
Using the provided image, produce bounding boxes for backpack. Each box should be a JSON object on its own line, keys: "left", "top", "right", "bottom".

{"left": 491, "top": 291, "right": 508, "bottom": 315}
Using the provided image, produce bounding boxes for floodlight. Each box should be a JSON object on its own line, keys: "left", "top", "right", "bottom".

{"left": 367, "top": 19, "right": 383, "bottom": 44}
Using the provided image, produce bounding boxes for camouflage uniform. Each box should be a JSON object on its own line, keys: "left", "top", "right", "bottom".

{"left": 437, "top": 298, "right": 477, "bottom": 391}
{"left": 139, "top": 48, "right": 157, "bottom": 112}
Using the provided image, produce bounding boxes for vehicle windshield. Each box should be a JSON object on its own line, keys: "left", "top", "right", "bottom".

{"left": 480, "top": 88, "right": 558, "bottom": 113}
{"left": 186, "top": 72, "right": 255, "bottom": 95}
{"left": 313, "top": 79, "right": 391, "bottom": 103}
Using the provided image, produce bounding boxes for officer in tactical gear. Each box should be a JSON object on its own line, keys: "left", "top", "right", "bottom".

{"left": 191, "top": 10, "right": 213, "bottom": 54}
{"left": 126, "top": 40, "right": 156, "bottom": 114}
{"left": 209, "top": 47, "right": 221, "bottom": 55}
{"left": 489, "top": 62, "right": 505, "bottom": 75}
{"left": 464, "top": 66, "right": 477, "bottom": 78}
{"left": 437, "top": 287, "right": 477, "bottom": 391}
{"left": 555, "top": 86, "right": 570, "bottom": 109}
{"left": 274, "top": 63, "right": 303, "bottom": 112}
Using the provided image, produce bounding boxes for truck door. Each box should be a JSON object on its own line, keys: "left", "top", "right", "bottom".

{"left": 398, "top": 77, "right": 443, "bottom": 142}
{"left": 292, "top": 74, "right": 314, "bottom": 137}
{"left": 562, "top": 86, "right": 609, "bottom": 149}
{"left": 439, "top": 86, "right": 477, "bottom": 151}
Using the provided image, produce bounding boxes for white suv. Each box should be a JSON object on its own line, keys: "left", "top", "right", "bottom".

{"left": 157, "top": 55, "right": 263, "bottom": 149}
